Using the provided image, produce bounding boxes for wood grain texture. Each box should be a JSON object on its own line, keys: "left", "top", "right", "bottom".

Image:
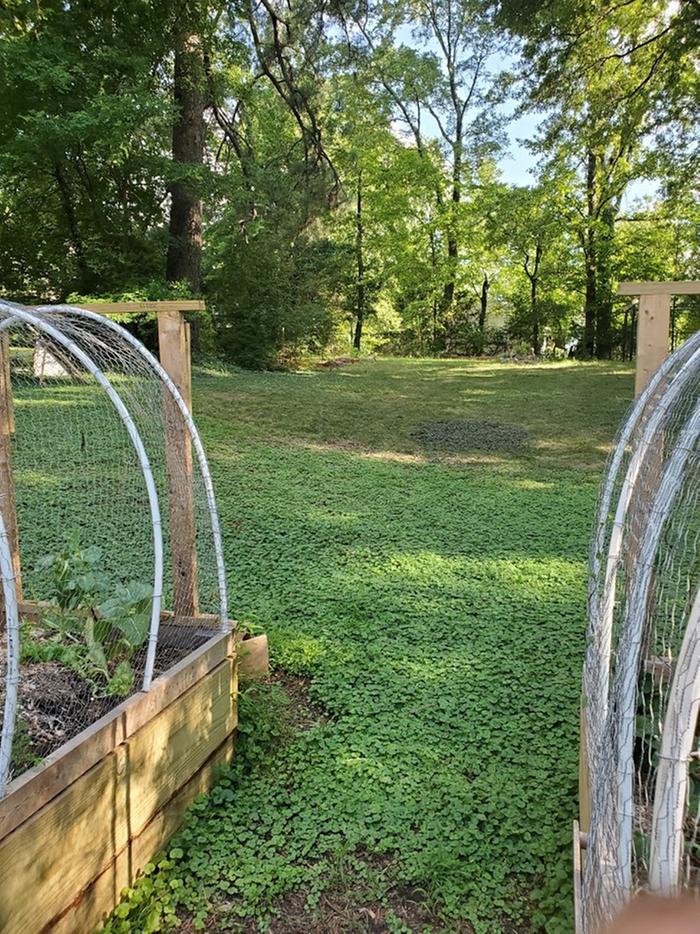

{"left": 617, "top": 281, "right": 700, "bottom": 296}
{"left": 635, "top": 293, "right": 671, "bottom": 397}
{"left": 68, "top": 301, "right": 206, "bottom": 314}
{"left": 158, "top": 309, "right": 199, "bottom": 616}
{"left": 0, "top": 745, "right": 129, "bottom": 934}
{"left": 0, "top": 656, "right": 236, "bottom": 934}
{"left": 51, "top": 736, "right": 235, "bottom": 934}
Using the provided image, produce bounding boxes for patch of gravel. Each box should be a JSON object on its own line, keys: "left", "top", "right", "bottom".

{"left": 410, "top": 419, "right": 530, "bottom": 453}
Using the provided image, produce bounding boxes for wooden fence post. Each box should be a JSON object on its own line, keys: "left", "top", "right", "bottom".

{"left": 0, "top": 335, "right": 22, "bottom": 620}
{"left": 157, "top": 310, "right": 199, "bottom": 617}
{"left": 635, "top": 293, "right": 671, "bottom": 397}
{"left": 617, "top": 282, "right": 700, "bottom": 397}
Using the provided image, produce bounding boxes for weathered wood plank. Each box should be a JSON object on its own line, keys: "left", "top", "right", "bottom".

{"left": 50, "top": 735, "right": 235, "bottom": 934}
{"left": 124, "top": 658, "right": 236, "bottom": 839}
{"left": 617, "top": 281, "right": 700, "bottom": 296}
{"left": 0, "top": 657, "right": 236, "bottom": 934}
{"left": 68, "top": 301, "right": 206, "bottom": 315}
{"left": 0, "top": 706, "right": 126, "bottom": 843}
{"left": 635, "top": 292, "right": 671, "bottom": 396}
{"left": 0, "top": 746, "right": 129, "bottom": 934}
{"left": 158, "top": 308, "right": 199, "bottom": 617}
{"left": 19, "top": 601, "right": 220, "bottom": 631}
{"left": 235, "top": 632, "right": 269, "bottom": 680}
{"left": 122, "top": 629, "right": 233, "bottom": 737}
{"left": 578, "top": 705, "right": 590, "bottom": 834}
{"left": 573, "top": 820, "right": 584, "bottom": 934}
{"left": 0, "top": 628, "right": 233, "bottom": 841}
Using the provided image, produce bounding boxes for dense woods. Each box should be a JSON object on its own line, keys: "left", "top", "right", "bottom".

{"left": 0, "top": 0, "right": 698, "bottom": 367}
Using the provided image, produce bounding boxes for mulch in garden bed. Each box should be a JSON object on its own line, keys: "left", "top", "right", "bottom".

{"left": 0, "top": 640, "right": 199, "bottom": 778}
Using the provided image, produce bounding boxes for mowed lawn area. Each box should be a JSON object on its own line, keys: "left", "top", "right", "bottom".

{"left": 111, "top": 357, "right": 633, "bottom": 934}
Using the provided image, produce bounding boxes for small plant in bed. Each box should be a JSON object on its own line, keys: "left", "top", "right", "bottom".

{"left": 23, "top": 533, "right": 152, "bottom": 698}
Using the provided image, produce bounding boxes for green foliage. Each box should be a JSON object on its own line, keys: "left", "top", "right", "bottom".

{"left": 25, "top": 533, "right": 152, "bottom": 697}
{"left": 1, "top": 0, "right": 697, "bottom": 365}
{"left": 101, "top": 358, "right": 631, "bottom": 932}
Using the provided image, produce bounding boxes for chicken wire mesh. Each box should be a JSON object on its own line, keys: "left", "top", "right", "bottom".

{"left": 582, "top": 332, "right": 700, "bottom": 930}
{"left": 0, "top": 301, "right": 228, "bottom": 797}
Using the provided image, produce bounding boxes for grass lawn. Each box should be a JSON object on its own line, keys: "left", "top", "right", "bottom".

{"left": 106, "top": 357, "right": 633, "bottom": 933}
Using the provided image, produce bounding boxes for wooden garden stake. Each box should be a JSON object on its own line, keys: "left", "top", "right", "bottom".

{"left": 634, "top": 293, "right": 671, "bottom": 397}
{"left": 157, "top": 309, "right": 199, "bottom": 617}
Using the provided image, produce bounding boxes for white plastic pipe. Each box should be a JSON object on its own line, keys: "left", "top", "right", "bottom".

{"left": 589, "top": 338, "right": 700, "bottom": 747}
{"left": 0, "top": 301, "right": 164, "bottom": 690}
{"left": 612, "top": 400, "right": 700, "bottom": 898}
{"left": 0, "top": 508, "right": 21, "bottom": 798}
{"left": 648, "top": 584, "right": 700, "bottom": 893}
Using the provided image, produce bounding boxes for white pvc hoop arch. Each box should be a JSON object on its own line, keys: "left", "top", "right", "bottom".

{"left": 0, "top": 508, "right": 21, "bottom": 797}
{"left": 0, "top": 301, "right": 164, "bottom": 691}
{"left": 586, "top": 334, "right": 700, "bottom": 758}
{"left": 649, "top": 583, "right": 700, "bottom": 893}
{"left": 589, "top": 329, "right": 700, "bottom": 599}
{"left": 610, "top": 399, "right": 700, "bottom": 899}
{"left": 34, "top": 303, "right": 228, "bottom": 631}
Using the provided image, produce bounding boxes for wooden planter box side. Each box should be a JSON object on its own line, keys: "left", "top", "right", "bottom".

{"left": 0, "top": 634, "right": 237, "bottom": 934}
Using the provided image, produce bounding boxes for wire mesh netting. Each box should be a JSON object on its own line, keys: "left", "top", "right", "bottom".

{"left": 582, "top": 332, "right": 700, "bottom": 930}
{"left": 0, "top": 301, "right": 228, "bottom": 797}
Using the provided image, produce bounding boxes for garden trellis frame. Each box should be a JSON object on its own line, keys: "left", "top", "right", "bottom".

{"left": 577, "top": 282, "right": 700, "bottom": 931}
{"left": 0, "top": 299, "right": 229, "bottom": 797}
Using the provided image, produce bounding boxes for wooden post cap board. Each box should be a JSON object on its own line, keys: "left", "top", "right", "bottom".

{"left": 617, "top": 282, "right": 700, "bottom": 296}
{"left": 68, "top": 301, "right": 206, "bottom": 315}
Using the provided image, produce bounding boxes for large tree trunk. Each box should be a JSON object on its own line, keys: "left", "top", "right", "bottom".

{"left": 166, "top": 30, "right": 205, "bottom": 294}
{"left": 54, "top": 162, "right": 93, "bottom": 294}
{"left": 478, "top": 272, "right": 489, "bottom": 332}
{"left": 582, "top": 151, "right": 597, "bottom": 358}
{"left": 441, "top": 139, "right": 462, "bottom": 315}
{"left": 525, "top": 242, "right": 542, "bottom": 356}
{"left": 353, "top": 171, "right": 365, "bottom": 351}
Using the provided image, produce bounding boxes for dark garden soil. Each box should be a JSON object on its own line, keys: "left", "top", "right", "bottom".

{"left": 0, "top": 641, "right": 197, "bottom": 777}
{"left": 410, "top": 419, "right": 530, "bottom": 453}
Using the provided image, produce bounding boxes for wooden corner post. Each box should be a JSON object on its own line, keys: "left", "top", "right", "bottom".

{"left": 0, "top": 334, "right": 22, "bottom": 621}
{"left": 618, "top": 282, "right": 700, "bottom": 397}
{"left": 635, "top": 293, "right": 671, "bottom": 397}
{"left": 157, "top": 309, "right": 199, "bottom": 617}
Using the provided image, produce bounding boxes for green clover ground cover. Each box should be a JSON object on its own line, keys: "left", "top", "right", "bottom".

{"left": 106, "top": 358, "right": 633, "bottom": 933}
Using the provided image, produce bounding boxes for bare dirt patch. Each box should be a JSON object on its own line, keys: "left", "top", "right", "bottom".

{"left": 317, "top": 358, "right": 362, "bottom": 369}
{"left": 410, "top": 419, "right": 530, "bottom": 454}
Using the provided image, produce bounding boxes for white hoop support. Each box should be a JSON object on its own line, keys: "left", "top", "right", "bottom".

{"left": 588, "top": 337, "right": 700, "bottom": 755}
{"left": 612, "top": 400, "right": 700, "bottom": 898}
{"left": 34, "top": 303, "right": 229, "bottom": 632}
{"left": 0, "top": 301, "right": 164, "bottom": 691}
{"left": 0, "top": 508, "right": 21, "bottom": 798}
{"left": 648, "top": 584, "right": 700, "bottom": 893}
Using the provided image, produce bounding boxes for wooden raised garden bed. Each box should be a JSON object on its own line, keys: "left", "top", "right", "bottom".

{"left": 0, "top": 625, "right": 238, "bottom": 934}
